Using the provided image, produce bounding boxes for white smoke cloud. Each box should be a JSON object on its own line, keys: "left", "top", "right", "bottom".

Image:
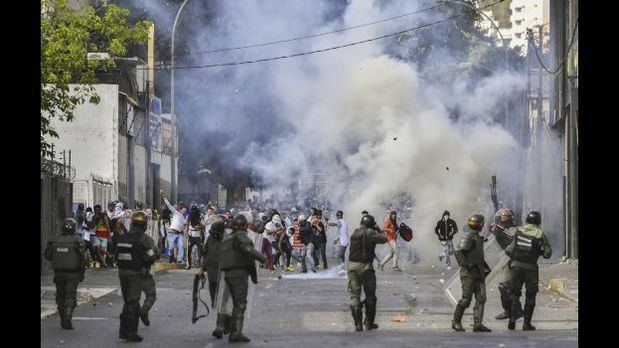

{"left": 170, "top": 0, "right": 531, "bottom": 263}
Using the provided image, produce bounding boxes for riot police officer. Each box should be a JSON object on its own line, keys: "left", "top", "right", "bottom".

{"left": 348, "top": 214, "right": 388, "bottom": 332}
{"left": 134, "top": 211, "right": 161, "bottom": 327}
{"left": 115, "top": 211, "right": 159, "bottom": 342}
{"left": 219, "top": 214, "right": 267, "bottom": 343}
{"left": 197, "top": 217, "right": 229, "bottom": 339}
{"left": 490, "top": 208, "right": 524, "bottom": 320}
{"left": 505, "top": 211, "right": 552, "bottom": 331}
{"left": 44, "top": 218, "right": 86, "bottom": 330}
{"left": 452, "top": 214, "right": 492, "bottom": 332}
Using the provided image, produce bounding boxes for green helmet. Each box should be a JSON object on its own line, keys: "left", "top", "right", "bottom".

{"left": 230, "top": 214, "right": 248, "bottom": 230}
{"left": 525, "top": 211, "right": 541, "bottom": 225}
{"left": 130, "top": 211, "right": 148, "bottom": 231}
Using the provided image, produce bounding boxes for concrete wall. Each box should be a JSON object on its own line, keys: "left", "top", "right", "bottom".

{"left": 46, "top": 84, "right": 119, "bottom": 185}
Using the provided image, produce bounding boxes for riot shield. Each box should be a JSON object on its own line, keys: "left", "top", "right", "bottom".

{"left": 443, "top": 233, "right": 507, "bottom": 306}
{"left": 245, "top": 229, "right": 262, "bottom": 318}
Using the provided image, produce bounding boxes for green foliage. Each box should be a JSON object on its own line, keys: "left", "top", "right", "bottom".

{"left": 41, "top": 0, "right": 151, "bottom": 158}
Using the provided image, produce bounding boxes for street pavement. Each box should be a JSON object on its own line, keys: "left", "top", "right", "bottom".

{"left": 41, "top": 257, "right": 577, "bottom": 347}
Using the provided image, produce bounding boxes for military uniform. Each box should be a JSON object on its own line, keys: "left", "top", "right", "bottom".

{"left": 505, "top": 223, "right": 552, "bottom": 330}
{"left": 43, "top": 220, "right": 86, "bottom": 330}
{"left": 219, "top": 222, "right": 267, "bottom": 343}
{"left": 201, "top": 229, "right": 230, "bottom": 339}
{"left": 491, "top": 220, "right": 524, "bottom": 320}
{"left": 138, "top": 231, "right": 160, "bottom": 326}
{"left": 453, "top": 225, "right": 491, "bottom": 332}
{"left": 115, "top": 225, "right": 158, "bottom": 342}
{"left": 347, "top": 218, "right": 387, "bottom": 332}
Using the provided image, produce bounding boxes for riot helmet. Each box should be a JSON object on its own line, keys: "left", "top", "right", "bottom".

{"left": 525, "top": 211, "right": 541, "bottom": 225}
{"left": 361, "top": 214, "right": 376, "bottom": 228}
{"left": 467, "top": 214, "right": 485, "bottom": 231}
{"left": 130, "top": 211, "right": 148, "bottom": 232}
{"left": 230, "top": 214, "right": 248, "bottom": 230}
{"left": 62, "top": 218, "right": 77, "bottom": 234}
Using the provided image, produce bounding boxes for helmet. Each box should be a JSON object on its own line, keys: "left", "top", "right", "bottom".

{"left": 62, "top": 218, "right": 77, "bottom": 234}
{"left": 495, "top": 208, "right": 515, "bottom": 226}
{"left": 210, "top": 218, "right": 225, "bottom": 234}
{"left": 230, "top": 214, "right": 248, "bottom": 230}
{"left": 525, "top": 211, "right": 541, "bottom": 225}
{"left": 360, "top": 214, "right": 376, "bottom": 228}
{"left": 135, "top": 201, "right": 143, "bottom": 209}
{"left": 130, "top": 211, "right": 148, "bottom": 230}
{"left": 467, "top": 214, "right": 485, "bottom": 231}
{"left": 336, "top": 210, "right": 343, "bottom": 218}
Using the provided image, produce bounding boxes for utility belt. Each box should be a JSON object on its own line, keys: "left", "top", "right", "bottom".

{"left": 508, "top": 259, "right": 538, "bottom": 270}
{"left": 168, "top": 229, "right": 182, "bottom": 235}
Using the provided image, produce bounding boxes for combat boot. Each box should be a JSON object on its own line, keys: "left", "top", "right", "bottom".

{"left": 212, "top": 314, "right": 226, "bottom": 339}
{"left": 350, "top": 305, "right": 363, "bottom": 332}
{"left": 472, "top": 303, "right": 491, "bottom": 332}
{"left": 61, "top": 306, "right": 74, "bottom": 330}
{"left": 522, "top": 305, "right": 536, "bottom": 331}
{"left": 140, "top": 306, "right": 150, "bottom": 326}
{"left": 451, "top": 304, "right": 465, "bottom": 332}
{"left": 364, "top": 301, "right": 379, "bottom": 330}
{"left": 229, "top": 317, "right": 250, "bottom": 343}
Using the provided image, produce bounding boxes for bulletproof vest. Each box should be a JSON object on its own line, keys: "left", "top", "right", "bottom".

{"left": 115, "top": 232, "right": 145, "bottom": 271}
{"left": 463, "top": 232, "right": 485, "bottom": 266}
{"left": 511, "top": 229, "right": 542, "bottom": 264}
{"left": 348, "top": 227, "right": 376, "bottom": 263}
{"left": 204, "top": 236, "right": 222, "bottom": 267}
{"left": 219, "top": 230, "right": 255, "bottom": 270}
{"left": 51, "top": 234, "right": 81, "bottom": 271}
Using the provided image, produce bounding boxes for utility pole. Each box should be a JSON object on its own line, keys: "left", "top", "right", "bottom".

{"left": 537, "top": 26, "right": 544, "bottom": 220}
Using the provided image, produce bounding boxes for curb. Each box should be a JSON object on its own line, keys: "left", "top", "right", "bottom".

{"left": 41, "top": 287, "right": 117, "bottom": 319}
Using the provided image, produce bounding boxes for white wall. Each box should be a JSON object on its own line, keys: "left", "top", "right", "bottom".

{"left": 134, "top": 145, "right": 147, "bottom": 204}
{"left": 46, "top": 84, "right": 119, "bottom": 184}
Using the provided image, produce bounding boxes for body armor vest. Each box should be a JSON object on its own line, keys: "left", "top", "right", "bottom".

{"left": 51, "top": 235, "right": 81, "bottom": 271}
{"left": 511, "top": 230, "right": 542, "bottom": 264}
{"left": 463, "top": 233, "right": 486, "bottom": 266}
{"left": 115, "top": 232, "right": 145, "bottom": 270}
{"left": 219, "top": 231, "right": 255, "bottom": 270}
{"left": 349, "top": 227, "right": 376, "bottom": 263}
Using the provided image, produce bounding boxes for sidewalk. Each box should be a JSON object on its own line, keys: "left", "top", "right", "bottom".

{"left": 41, "top": 262, "right": 176, "bottom": 319}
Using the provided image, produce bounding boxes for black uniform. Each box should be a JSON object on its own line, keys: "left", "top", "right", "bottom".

{"left": 138, "top": 231, "right": 160, "bottom": 326}
{"left": 44, "top": 227, "right": 86, "bottom": 330}
{"left": 114, "top": 227, "right": 158, "bottom": 341}
{"left": 347, "top": 223, "right": 387, "bottom": 331}
{"left": 219, "top": 227, "right": 267, "bottom": 342}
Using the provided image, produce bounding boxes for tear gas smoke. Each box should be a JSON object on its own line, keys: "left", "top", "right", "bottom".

{"left": 140, "top": 0, "right": 556, "bottom": 263}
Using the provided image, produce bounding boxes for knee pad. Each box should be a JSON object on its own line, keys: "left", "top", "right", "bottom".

{"left": 350, "top": 298, "right": 361, "bottom": 308}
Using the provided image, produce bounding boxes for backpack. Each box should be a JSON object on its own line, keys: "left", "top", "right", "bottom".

{"left": 398, "top": 223, "right": 413, "bottom": 242}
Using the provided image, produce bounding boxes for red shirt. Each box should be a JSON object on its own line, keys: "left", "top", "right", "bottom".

{"left": 383, "top": 219, "right": 398, "bottom": 242}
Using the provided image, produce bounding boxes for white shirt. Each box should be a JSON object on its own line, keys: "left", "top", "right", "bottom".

{"left": 337, "top": 218, "right": 349, "bottom": 246}
{"left": 264, "top": 221, "right": 282, "bottom": 243}
{"left": 163, "top": 197, "right": 186, "bottom": 233}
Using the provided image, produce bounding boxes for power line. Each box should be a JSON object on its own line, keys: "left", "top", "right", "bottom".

{"left": 184, "top": 3, "right": 447, "bottom": 56}
{"left": 533, "top": 18, "right": 578, "bottom": 75}
{"left": 136, "top": 0, "right": 506, "bottom": 71}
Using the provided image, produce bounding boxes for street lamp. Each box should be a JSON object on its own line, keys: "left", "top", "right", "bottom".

{"left": 170, "top": 0, "right": 190, "bottom": 201}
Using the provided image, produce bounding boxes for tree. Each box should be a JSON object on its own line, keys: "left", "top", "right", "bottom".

{"left": 41, "top": 0, "right": 151, "bottom": 158}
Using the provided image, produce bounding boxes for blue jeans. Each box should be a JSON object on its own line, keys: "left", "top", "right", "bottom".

{"left": 165, "top": 233, "right": 185, "bottom": 262}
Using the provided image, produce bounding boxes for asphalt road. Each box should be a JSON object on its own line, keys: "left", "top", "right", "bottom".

{"left": 41, "top": 260, "right": 577, "bottom": 348}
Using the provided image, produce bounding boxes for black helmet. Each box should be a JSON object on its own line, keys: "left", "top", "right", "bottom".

{"left": 130, "top": 211, "right": 148, "bottom": 230}
{"left": 62, "top": 218, "right": 77, "bottom": 234}
{"left": 360, "top": 214, "right": 376, "bottom": 228}
{"left": 231, "top": 214, "right": 248, "bottom": 230}
{"left": 525, "top": 211, "right": 541, "bottom": 225}
{"left": 211, "top": 218, "right": 225, "bottom": 232}
{"left": 135, "top": 201, "right": 143, "bottom": 209}
{"left": 336, "top": 210, "right": 343, "bottom": 218}
{"left": 467, "top": 214, "right": 485, "bottom": 231}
